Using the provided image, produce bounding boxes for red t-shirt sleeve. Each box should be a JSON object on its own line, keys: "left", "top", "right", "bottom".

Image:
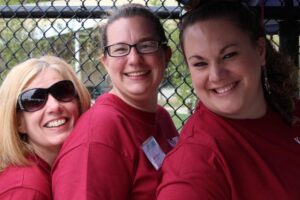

{"left": 157, "top": 141, "right": 230, "bottom": 200}
{"left": 52, "top": 142, "right": 132, "bottom": 200}
{"left": 0, "top": 188, "right": 50, "bottom": 200}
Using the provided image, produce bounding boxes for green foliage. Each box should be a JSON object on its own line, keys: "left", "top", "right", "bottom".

{"left": 0, "top": 18, "right": 37, "bottom": 80}
{"left": 162, "top": 19, "right": 197, "bottom": 112}
{"left": 0, "top": 17, "right": 103, "bottom": 86}
{"left": 148, "top": 0, "right": 160, "bottom": 6}
{"left": 0, "top": 0, "right": 48, "bottom": 5}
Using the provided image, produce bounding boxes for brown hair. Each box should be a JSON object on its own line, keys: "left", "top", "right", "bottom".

{"left": 179, "top": 1, "right": 299, "bottom": 125}
{"left": 101, "top": 3, "right": 168, "bottom": 54}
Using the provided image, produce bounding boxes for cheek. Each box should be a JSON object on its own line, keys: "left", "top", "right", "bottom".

{"left": 149, "top": 54, "right": 165, "bottom": 66}
{"left": 20, "top": 113, "right": 41, "bottom": 134}
{"left": 190, "top": 67, "right": 204, "bottom": 82}
{"left": 190, "top": 69, "right": 206, "bottom": 92}
{"left": 237, "top": 59, "right": 261, "bottom": 82}
{"left": 155, "top": 60, "right": 166, "bottom": 76}
{"left": 105, "top": 58, "right": 123, "bottom": 73}
{"left": 68, "top": 102, "right": 80, "bottom": 121}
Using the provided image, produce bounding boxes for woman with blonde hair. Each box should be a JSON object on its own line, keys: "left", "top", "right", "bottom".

{"left": 0, "top": 55, "right": 91, "bottom": 199}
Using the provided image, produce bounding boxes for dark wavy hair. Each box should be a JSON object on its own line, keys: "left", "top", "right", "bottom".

{"left": 101, "top": 3, "right": 168, "bottom": 54}
{"left": 179, "top": 0, "right": 299, "bottom": 125}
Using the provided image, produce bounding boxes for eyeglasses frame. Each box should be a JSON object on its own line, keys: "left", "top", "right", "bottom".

{"left": 104, "top": 40, "right": 168, "bottom": 57}
{"left": 17, "top": 80, "right": 77, "bottom": 112}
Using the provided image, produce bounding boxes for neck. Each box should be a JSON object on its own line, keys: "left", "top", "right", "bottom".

{"left": 30, "top": 143, "right": 59, "bottom": 167}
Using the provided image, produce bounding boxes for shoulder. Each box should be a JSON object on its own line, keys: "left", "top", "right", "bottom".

{"left": 0, "top": 188, "right": 51, "bottom": 200}
{"left": 162, "top": 136, "right": 223, "bottom": 178}
{"left": 156, "top": 105, "right": 176, "bottom": 124}
{"left": 64, "top": 94, "right": 130, "bottom": 143}
{"left": 81, "top": 94, "right": 125, "bottom": 122}
{"left": 58, "top": 94, "right": 138, "bottom": 159}
{"left": 156, "top": 105, "right": 178, "bottom": 137}
{"left": 0, "top": 161, "right": 51, "bottom": 198}
{"left": 179, "top": 103, "right": 231, "bottom": 148}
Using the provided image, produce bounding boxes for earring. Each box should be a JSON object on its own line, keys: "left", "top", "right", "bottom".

{"left": 263, "top": 65, "right": 271, "bottom": 95}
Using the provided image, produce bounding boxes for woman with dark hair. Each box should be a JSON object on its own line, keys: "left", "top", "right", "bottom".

{"left": 157, "top": 1, "right": 300, "bottom": 199}
{"left": 52, "top": 4, "right": 178, "bottom": 200}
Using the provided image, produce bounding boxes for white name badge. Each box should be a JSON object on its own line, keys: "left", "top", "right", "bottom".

{"left": 168, "top": 136, "right": 179, "bottom": 147}
{"left": 142, "top": 136, "right": 166, "bottom": 170}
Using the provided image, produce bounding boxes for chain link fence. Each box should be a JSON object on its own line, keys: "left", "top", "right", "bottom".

{"left": 0, "top": 0, "right": 299, "bottom": 130}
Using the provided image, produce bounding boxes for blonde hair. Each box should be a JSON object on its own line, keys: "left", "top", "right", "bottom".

{"left": 0, "top": 55, "right": 91, "bottom": 171}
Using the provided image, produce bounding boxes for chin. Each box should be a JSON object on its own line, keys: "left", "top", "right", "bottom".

{"left": 212, "top": 105, "right": 242, "bottom": 118}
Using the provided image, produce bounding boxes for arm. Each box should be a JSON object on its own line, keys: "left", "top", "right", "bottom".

{"left": 0, "top": 188, "right": 50, "bottom": 200}
{"left": 52, "top": 143, "right": 132, "bottom": 200}
{"left": 157, "top": 142, "right": 231, "bottom": 200}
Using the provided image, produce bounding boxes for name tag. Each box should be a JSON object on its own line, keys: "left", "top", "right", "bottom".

{"left": 142, "top": 136, "right": 166, "bottom": 170}
{"left": 168, "top": 136, "right": 179, "bottom": 147}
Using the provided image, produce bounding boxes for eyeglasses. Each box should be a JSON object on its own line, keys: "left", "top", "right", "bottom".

{"left": 17, "top": 80, "right": 77, "bottom": 112}
{"left": 104, "top": 40, "right": 167, "bottom": 57}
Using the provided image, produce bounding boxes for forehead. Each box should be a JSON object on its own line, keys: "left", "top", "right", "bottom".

{"left": 25, "top": 68, "right": 63, "bottom": 90}
{"left": 183, "top": 18, "right": 250, "bottom": 50}
{"left": 106, "top": 16, "right": 159, "bottom": 44}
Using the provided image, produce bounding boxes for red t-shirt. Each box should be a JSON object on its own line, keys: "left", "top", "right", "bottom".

{"left": 157, "top": 102, "right": 300, "bottom": 200}
{"left": 52, "top": 93, "right": 178, "bottom": 200}
{"left": 0, "top": 155, "right": 51, "bottom": 200}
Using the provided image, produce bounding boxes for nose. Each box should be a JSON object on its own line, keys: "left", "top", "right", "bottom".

{"left": 127, "top": 46, "right": 143, "bottom": 64}
{"left": 209, "top": 62, "right": 228, "bottom": 82}
{"left": 45, "top": 94, "right": 62, "bottom": 112}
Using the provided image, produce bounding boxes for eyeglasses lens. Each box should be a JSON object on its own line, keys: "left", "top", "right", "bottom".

{"left": 20, "top": 89, "right": 47, "bottom": 112}
{"left": 18, "top": 80, "right": 76, "bottom": 112}
{"left": 106, "top": 41, "right": 162, "bottom": 57}
{"left": 50, "top": 81, "right": 76, "bottom": 102}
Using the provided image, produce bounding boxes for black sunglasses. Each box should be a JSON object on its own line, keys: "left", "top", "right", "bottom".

{"left": 17, "top": 80, "right": 77, "bottom": 112}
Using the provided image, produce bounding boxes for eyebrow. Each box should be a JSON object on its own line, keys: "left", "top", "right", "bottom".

{"left": 108, "top": 37, "right": 159, "bottom": 46}
{"left": 187, "top": 43, "right": 239, "bottom": 61}
{"left": 220, "top": 43, "right": 238, "bottom": 54}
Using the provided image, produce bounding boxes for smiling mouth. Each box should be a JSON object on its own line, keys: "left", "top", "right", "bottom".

{"left": 45, "top": 119, "right": 67, "bottom": 128}
{"left": 213, "top": 82, "right": 237, "bottom": 94}
{"left": 125, "top": 70, "right": 150, "bottom": 77}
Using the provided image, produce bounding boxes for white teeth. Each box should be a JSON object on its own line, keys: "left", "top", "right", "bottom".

{"left": 126, "top": 71, "right": 148, "bottom": 77}
{"left": 215, "top": 83, "right": 235, "bottom": 94}
{"left": 45, "top": 119, "right": 66, "bottom": 128}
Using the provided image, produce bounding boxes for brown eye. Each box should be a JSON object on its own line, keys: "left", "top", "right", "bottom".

{"left": 223, "top": 52, "right": 238, "bottom": 60}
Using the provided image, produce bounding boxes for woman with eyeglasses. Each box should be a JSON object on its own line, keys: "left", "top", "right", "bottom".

{"left": 157, "top": 1, "right": 300, "bottom": 200}
{"left": 0, "top": 55, "right": 91, "bottom": 199}
{"left": 52, "top": 3, "right": 178, "bottom": 200}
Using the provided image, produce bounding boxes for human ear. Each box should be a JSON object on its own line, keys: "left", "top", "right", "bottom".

{"left": 17, "top": 114, "right": 27, "bottom": 134}
{"left": 99, "top": 54, "right": 109, "bottom": 71}
{"left": 257, "top": 37, "right": 266, "bottom": 66}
